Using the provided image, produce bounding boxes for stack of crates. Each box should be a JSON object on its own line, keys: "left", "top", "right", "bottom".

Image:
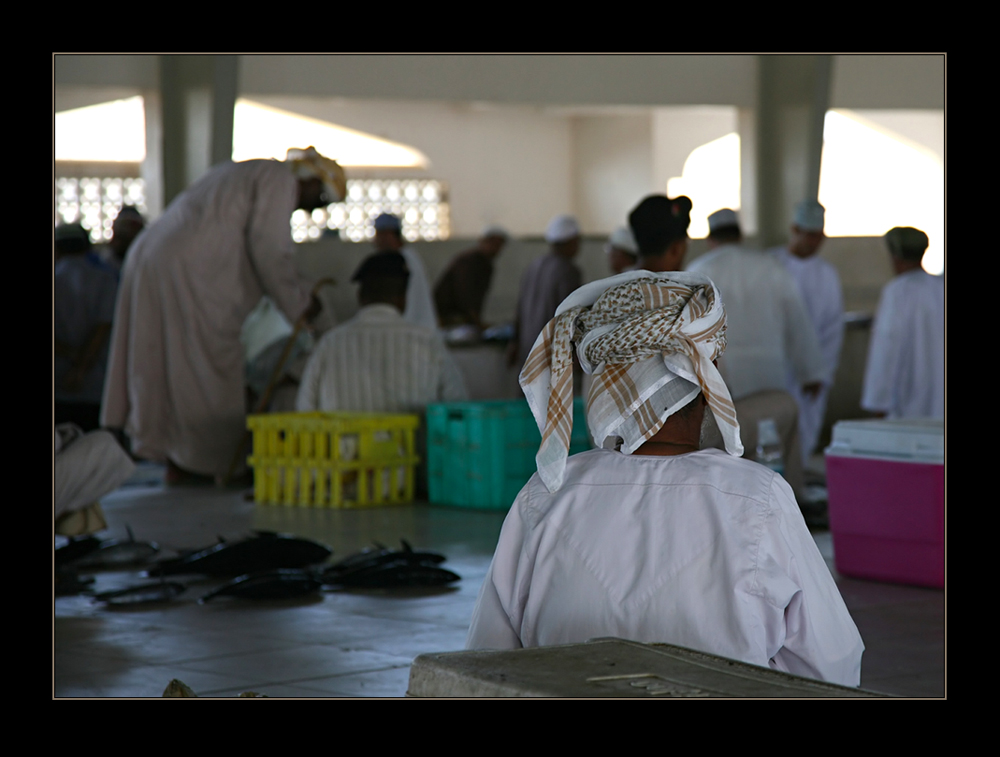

{"left": 246, "top": 412, "right": 419, "bottom": 508}
{"left": 426, "top": 398, "right": 590, "bottom": 510}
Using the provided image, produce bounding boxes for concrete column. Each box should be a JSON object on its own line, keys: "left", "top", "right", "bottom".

{"left": 211, "top": 56, "right": 239, "bottom": 167}
{"left": 141, "top": 89, "right": 164, "bottom": 219}
{"left": 754, "top": 55, "right": 833, "bottom": 248}
{"left": 158, "top": 55, "right": 239, "bottom": 207}
{"left": 737, "top": 107, "right": 757, "bottom": 238}
{"left": 159, "top": 55, "right": 188, "bottom": 209}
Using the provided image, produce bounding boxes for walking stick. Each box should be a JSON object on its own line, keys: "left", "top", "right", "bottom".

{"left": 220, "top": 278, "right": 336, "bottom": 486}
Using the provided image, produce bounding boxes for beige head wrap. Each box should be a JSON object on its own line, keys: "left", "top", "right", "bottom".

{"left": 286, "top": 146, "right": 347, "bottom": 202}
{"left": 519, "top": 270, "right": 743, "bottom": 492}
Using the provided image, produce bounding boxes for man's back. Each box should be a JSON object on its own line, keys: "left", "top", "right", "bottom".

{"left": 771, "top": 247, "right": 844, "bottom": 379}
{"left": 467, "top": 447, "right": 864, "bottom": 687}
{"left": 688, "top": 245, "right": 824, "bottom": 399}
{"left": 515, "top": 254, "right": 582, "bottom": 367}
{"left": 296, "top": 304, "right": 467, "bottom": 413}
{"left": 54, "top": 255, "right": 119, "bottom": 404}
{"left": 434, "top": 248, "right": 494, "bottom": 327}
{"left": 862, "top": 270, "right": 944, "bottom": 419}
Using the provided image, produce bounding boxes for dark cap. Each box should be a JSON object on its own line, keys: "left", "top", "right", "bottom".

{"left": 884, "top": 227, "right": 929, "bottom": 260}
{"left": 54, "top": 223, "right": 92, "bottom": 245}
{"left": 628, "top": 195, "right": 693, "bottom": 257}
{"left": 373, "top": 213, "right": 402, "bottom": 233}
{"left": 115, "top": 205, "right": 144, "bottom": 221}
{"left": 351, "top": 251, "right": 411, "bottom": 283}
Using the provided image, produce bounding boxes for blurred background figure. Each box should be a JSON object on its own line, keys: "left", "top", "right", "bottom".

{"left": 689, "top": 208, "right": 826, "bottom": 503}
{"left": 862, "top": 227, "right": 944, "bottom": 420}
{"left": 298, "top": 250, "right": 467, "bottom": 498}
{"left": 434, "top": 225, "right": 508, "bottom": 330}
{"left": 605, "top": 226, "right": 639, "bottom": 275}
{"left": 55, "top": 423, "right": 134, "bottom": 536}
{"left": 297, "top": 251, "right": 467, "bottom": 414}
{"left": 372, "top": 212, "right": 438, "bottom": 331}
{"left": 95, "top": 205, "right": 146, "bottom": 273}
{"left": 55, "top": 222, "right": 118, "bottom": 432}
{"left": 508, "top": 214, "right": 583, "bottom": 373}
{"left": 240, "top": 293, "right": 330, "bottom": 414}
{"left": 770, "top": 200, "right": 844, "bottom": 461}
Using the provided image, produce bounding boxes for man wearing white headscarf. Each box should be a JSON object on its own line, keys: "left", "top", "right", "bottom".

{"left": 102, "top": 148, "right": 346, "bottom": 482}
{"left": 372, "top": 213, "right": 439, "bottom": 332}
{"left": 605, "top": 226, "right": 639, "bottom": 275}
{"left": 769, "top": 200, "right": 844, "bottom": 461}
{"left": 467, "top": 271, "right": 864, "bottom": 688}
{"left": 508, "top": 214, "right": 584, "bottom": 373}
{"left": 688, "top": 207, "right": 826, "bottom": 501}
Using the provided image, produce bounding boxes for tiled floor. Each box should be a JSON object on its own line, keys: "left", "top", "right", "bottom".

{"left": 54, "top": 463, "right": 945, "bottom": 698}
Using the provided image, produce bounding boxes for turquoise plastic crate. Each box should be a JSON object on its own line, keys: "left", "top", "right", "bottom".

{"left": 427, "top": 398, "right": 590, "bottom": 510}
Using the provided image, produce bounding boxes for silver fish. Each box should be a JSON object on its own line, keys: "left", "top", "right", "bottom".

{"left": 199, "top": 569, "right": 323, "bottom": 603}
{"left": 93, "top": 581, "right": 185, "bottom": 605}
{"left": 147, "top": 532, "right": 331, "bottom": 577}
{"left": 70, "top": 526, "right": 160, "bottom": 570}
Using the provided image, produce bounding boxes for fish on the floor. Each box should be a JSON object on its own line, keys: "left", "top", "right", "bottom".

{"left": 55, "top": 535, "right": 102, "bottom": 568}
{"left": 323, "top": 560, "right": 462, "bottom": 589}
{"left": 145, "top": 531, "right": 332, "bottom": 577}
{"left": 64, "top": 526, "right": 160, "bottom": 570}
{"left": 198, "top": 569, "right": 323, "bottom": 602}
{"left": 322, "top": 539, "right": 445, "bottom": 577}
{"left": 320, "top": 539, "right": 459, "bottom": 589}
{"left": 324, "top": 560, "right": 461, "bottom": 588}
{"left": 55, "top": 569, "right": 96, "bottom": 596}
{"left": 93, "top": 581, "right": 186, "bottom": 606}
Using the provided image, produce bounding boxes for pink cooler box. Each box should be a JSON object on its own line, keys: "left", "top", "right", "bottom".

{"left": 824, "top": 419, "right": 944, "bottom": 589}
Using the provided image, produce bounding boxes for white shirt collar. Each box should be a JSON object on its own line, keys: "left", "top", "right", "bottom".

{"left": 355, "top": 303, "right": 404, "bottom": 320}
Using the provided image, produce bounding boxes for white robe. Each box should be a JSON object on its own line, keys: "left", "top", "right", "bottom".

{"left": 55, "top": 424, "right": 135, "bottom": 518}
{"left": 687, "top": 245, "right": 826, "bottom": 401}
{"left": 467, "top": 448, "right": 864, "bottom": 687}
{"left": 101, "top": 160, "right": 311, "bottom": 476}
{"left": 862, "top": 269, "right": 945, "bottom": 419}
{"left": 400, "top": 247, "right": 439, "bottom": 331}
{"left": 771, "top": 247, "right": 845, "bottom": 459}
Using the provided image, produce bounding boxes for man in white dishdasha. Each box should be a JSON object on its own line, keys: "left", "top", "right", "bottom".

{"left": 466, "top": 271, "right": 864, "bottom": 687}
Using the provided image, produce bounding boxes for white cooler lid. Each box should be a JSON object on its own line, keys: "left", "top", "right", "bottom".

{"left": 825, "top": 419, "right": 943, "bottom": 464}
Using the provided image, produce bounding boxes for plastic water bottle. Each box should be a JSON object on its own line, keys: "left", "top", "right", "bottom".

{"left": 755, "top": 419, "right": 784, "bottom": 476}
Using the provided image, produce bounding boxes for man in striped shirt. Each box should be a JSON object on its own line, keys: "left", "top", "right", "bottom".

{"left": 296, "top": 251, "right": 468, "bottom": 414}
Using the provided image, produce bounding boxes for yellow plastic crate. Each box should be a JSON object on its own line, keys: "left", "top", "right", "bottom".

{"left": 246, "top": 412, "right": 420, "bottom": 508}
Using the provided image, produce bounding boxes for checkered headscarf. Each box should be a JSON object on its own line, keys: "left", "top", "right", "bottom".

{"left": 519, "top": 270, "right": 743, "bottom": 492}
{"left": 286, "top": 147, "right": 347, "bottom": 203}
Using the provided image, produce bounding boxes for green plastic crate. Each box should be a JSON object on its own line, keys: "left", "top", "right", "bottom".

{"left": 427, "top": 398, "right": 590, "bottom": 510}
